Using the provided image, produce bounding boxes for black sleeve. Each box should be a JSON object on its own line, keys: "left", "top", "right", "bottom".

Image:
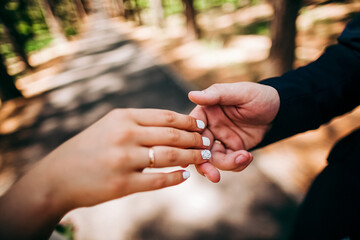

{"left": 257, "top": 14, "right": 360, "bottom": 147}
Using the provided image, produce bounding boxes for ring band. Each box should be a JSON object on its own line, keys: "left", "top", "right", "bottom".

{"left": 149, "top": 148, "right": 155, "bottom": 168}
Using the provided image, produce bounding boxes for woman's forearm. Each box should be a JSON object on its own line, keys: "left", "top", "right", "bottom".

{"left": 0, "top": 160, "right": 67, "bottom": 240}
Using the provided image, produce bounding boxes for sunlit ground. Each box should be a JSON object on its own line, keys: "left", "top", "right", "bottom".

{"left": 1, "top": 1, "right": 360, "bottom": 239}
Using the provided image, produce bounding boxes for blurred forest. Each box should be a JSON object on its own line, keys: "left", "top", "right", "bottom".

{"left": 1, "top": 1, "right": 360, "bottom": 239}
{"left": 1, "top": 0, "right": 358, "bottom": 103}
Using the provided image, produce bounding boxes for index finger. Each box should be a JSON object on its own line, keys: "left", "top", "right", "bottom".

{"left": 129, "top": 109, "right": 206, "bottom": 132}
{"left": 189, "top": 105, "right": 208, "bottom": 129}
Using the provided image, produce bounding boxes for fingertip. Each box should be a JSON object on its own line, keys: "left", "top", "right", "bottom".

{"left": 235, "top": 151, "right": 252, "bottom": 164}
{"left": 188, "top": 91, "right": 204, "bottom": 103}
{"left": 170, "top": 170, "right": 190, "bottom": 186}
{"left": 205, "top": 172, "right": 221, "bottom": 183}
{"left": 182, "top": 171, "right": 190, "bottom": 180}
{"left": 199, "top": 162, "right": 221, "bottom": 183}
{"left": 233, "top": 151, "right": 253, "bottom": 172}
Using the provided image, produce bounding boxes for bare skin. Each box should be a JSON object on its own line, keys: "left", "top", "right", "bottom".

{"left": 0, "top": 108, "right": 210, "bottom": 240}
{"left": 189, "top": 82, "right": 280, "bottom": 183}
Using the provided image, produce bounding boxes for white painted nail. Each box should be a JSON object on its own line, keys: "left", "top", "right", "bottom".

{"left": 201, "top": 150, "right": 212, "bottom": 160}
{"left": 196, "top": 120, "right": 205, "bottom": 129}
{"left": 202, "top": 137, "right": 210, "bottom": 146}
{"left": 182, "top": 171, "right": 190, "bottom": 179}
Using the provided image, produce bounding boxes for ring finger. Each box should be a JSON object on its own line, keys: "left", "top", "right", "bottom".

{"left": 134, "top": 146, "right": 212, "bottom": 169}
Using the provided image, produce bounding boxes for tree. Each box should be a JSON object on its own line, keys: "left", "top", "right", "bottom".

{"left": 182, "top": 0, "right": 200, "bottom": 39}
{"left": 0, "top": 53, "right": 23, "bottom": 101}
{"left": 118, "top": 0, "right": 125, "bottom": 17}
{"left": 150, "top": 0, "right": 164, "bottom": 28}
{"left": 81, "top": 0, "right": 91, "bottom": 14}
{"left": 265, "top": 0, "right": 302, "bottom": 77}
{"left": 73, "top": 0, "right": 87, "bottom": 20}
{"left": 38, "top": 0, "right": 67, "bottom": 44}
{"left": 0, "top": 0, "right": 33, "bottom": 69}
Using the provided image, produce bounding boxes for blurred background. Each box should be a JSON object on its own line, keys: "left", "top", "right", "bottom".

{"left": 1, "top": 0, "right": 360, "bottom": 239}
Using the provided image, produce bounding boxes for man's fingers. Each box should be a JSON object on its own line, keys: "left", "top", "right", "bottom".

{"left": 127, "top": 170, "right": 190, "bottom": 194}
{"left": 188, "top": 82, "right": 257, "bottom": 106}
{"left": 211, "top": 149, "right": 253, "bottom": 171}
{"left": 196, "top": 162, "right": 221, "bottom": 183}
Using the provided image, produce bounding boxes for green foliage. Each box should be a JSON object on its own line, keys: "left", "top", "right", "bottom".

{"left": 55, "top": 223, "right": 74, "bottom": 240}
{"left": 237, "top": 20, "right": 270, "bottom": 35}
{"left": 0, "top": 42, "right": 16, "bottom": 58}
{"left": 25, "top": 33, "right": 53, "bottom": 53}
{"left": 52, "top": 0, "right": 81, "bottom": 37}
{"left": 0, "top": 0, "right": 85, "bottom": 62}
{"left": 163, "top": 0, "right": 183, "bottom": 16}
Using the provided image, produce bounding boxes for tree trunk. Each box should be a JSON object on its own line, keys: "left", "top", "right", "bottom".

{"left": 0, "top": 16, "right": 32, "bottom": 69}
{"left": 150, "top": 0, "right": 164, "bottom": 28}
{"left": 73, "top": 0, "right": 87, "bottom": 20}
{"left": 182, "top": 0, "right": 200, "bottom": 39}
{"left": 0, "top": 53, "right": 23, "bottom": 102}
{"left": 39, "top": 0, "right": 67, "bottom": 44}
{"left": 134, "top": 0, "right": 142, "bottom": 25}
{"left": 266, "top": 0, "right": 302, "bottom": 77}
{"left": 118, "top": 0, "right": 125, "bottom": 17}
{"left": 81, "top": 0, "right": 92, "bottom": 14}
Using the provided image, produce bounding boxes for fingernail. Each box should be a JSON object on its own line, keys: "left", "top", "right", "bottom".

{"left": 201, "top": 150, "right": 212, "bottom": 160}
{"left": 182, "top": 171, "right": 190, "bottom": 179}
{"left": 202, "top": 137, "right": 210, "bottom": 146}
{"left": 196, "top": 120, "right": 205, "bottom": 129}
{"left": 235, "top": 155, "right": 246, "bottom": 165}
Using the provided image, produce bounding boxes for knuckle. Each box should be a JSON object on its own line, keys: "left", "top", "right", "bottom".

{"left": 109, "top": 177, "right": 129, "bottom": 195}
{"left": 107, "top": 150, "right": 129, "bottom": 169}
{"left": 186, "top": 116, "right": 196, "bottom": 129}
{"left": 112, "top": 128, "right": 136, "bottom": 144}
{"left": 163, "top": 148, "right": 179, "bottom": 164}
{"left": 210, "top": 83, "right": 221, "bottom": 91}
{"left": 152, "top": 175, "right": 168, "bottom": 189}
{"left": 167, "top": 128, "right": 181, "bottom": 142}
{"left": 122, "top": 128, "right": 135, "bottom": 140}
{"left": 163, "top": 111, "right": 176, "bottom": 124}
{"left": 192, "top": 150, "right": 201, "bottom": 164}
{"left": 192, "top": 133, "right": 202, "bottom": 146}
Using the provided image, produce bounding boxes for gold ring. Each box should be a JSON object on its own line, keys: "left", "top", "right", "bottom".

{"left": 149, "top": 148, "right": 155, "bottom": 168}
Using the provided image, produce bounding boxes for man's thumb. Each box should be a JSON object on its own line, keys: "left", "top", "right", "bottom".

{"left": 188, "top": 83, "right": 249, "bottom": 106}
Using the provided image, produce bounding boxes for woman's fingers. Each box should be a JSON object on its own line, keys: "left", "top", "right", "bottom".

{"left": 189, "top": 106, "right": 208, "bottom": 129}
{"left": 134, "top": 147, "right": 212, "bottom": 169}
{"left": 137, "top": 127, "right": 210, "bottom": 149}
{"left": 127, "top": 170, "right": 190, "bottom": 194}
{"left": 129, "top": 109, "right": 205, "bottom": 132}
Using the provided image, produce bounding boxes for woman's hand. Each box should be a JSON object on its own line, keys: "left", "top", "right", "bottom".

{"left": 41, "top": 108, "right": 210, "bottom": 210}
{"left": 0, "top": 108, "right": 210, "bottom": 239}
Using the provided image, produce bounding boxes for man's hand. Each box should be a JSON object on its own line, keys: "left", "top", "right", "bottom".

{"left": 189, "top": 82, "right": 280, "bottom": 182}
